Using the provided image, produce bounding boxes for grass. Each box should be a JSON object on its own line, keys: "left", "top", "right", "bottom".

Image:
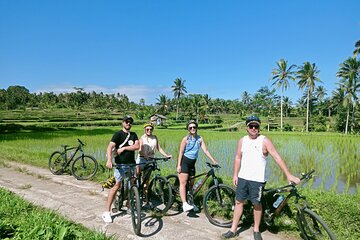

{"left": 0, "top": 125, "right": 359, "bottom": 238}
{"left": 0, "top": 187, "right": 114, "bottom": 240}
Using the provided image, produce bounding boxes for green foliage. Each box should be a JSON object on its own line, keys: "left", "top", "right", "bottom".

{"left": 0, "top": 188, "right": 114, "bottom": 240}
{"left": 298, "top": 189, "right": 360, "bottom": 240}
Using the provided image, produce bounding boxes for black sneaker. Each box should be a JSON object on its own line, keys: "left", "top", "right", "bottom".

{"left": 222, "top": 230, "right": 237, "bottom": 239}
{"left": 253, "top": 231, "right": 263, "bottom": 240}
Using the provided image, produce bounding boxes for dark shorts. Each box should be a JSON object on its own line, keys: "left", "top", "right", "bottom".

{"left": 181, "top": 155, "right": 196, "bottom": 176}
{"left": 236, "top": 178, "right": 265, "bottom": 205}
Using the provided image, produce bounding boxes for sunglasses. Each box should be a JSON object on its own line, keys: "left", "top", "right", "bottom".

{"left": 248, "top": 124, "right": 259, "bottom": 129}
{"left": 145, "top": 128, "right": 153, "bottom": 131}
{"left": 188, "top": 126, "right": 197, "bottom": 130}
{"left": 125, "top": 121, "right": 133, "bottom": 125}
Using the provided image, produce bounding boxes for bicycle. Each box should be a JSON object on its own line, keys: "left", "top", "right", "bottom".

{"left": 137, "top": 157, "right": 173, "bottom": 214}
{"left": 113, "top": 163, "right": 142, "bottom": 235}
{"left": 242, "top": 170, "right": 336, "bottom": 240}
{"left": 48, "top": 138, "right": 98, "bottom": 180}
{"left": 166, "top": 162, "right": 236, "bottom": 228}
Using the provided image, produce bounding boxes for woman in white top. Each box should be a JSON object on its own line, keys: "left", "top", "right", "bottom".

{"left": 136, "top": 123, "right": 172, "bottom": 176}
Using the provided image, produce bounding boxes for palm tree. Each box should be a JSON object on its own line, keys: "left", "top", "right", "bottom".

{"left": 296, "top": 62, "right": 322, "bottom": 132}
{"left": 353, "top": 40, "right": 360, "bottom": 58}
{"left": 271, "top": 59, "right": 296, "bottom": 131}
{"left": 155, "top": 94, "right": 170, "bottom": 115}
{"left": 171, "top": 78, "right": 187, "bottom": 120}
{"left": 336, "top": 57, "right": 360, "bottom": 134}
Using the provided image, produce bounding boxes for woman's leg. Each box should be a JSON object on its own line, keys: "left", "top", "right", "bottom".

{"left": 178, "top": 172, "right": 189, "bottom": 203}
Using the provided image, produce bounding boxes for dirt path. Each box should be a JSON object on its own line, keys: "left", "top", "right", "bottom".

{"left": 0, "top": 161, "right": 293, "bottom": 240}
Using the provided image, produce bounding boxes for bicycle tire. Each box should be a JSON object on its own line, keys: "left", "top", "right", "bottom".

{"left": 71, "top": 155, "right": 98, "bottom": 180}
{"left": 148, "top": 176, "right": 173, "bottom": 214}
{"left": 48, "top": 151, "right": 66, "bottom": 175}
{"left": 129, "top": 185, "right": 141, "bottom": 235}
{"left": 166, "top": 174, "right": 180, "bottom": 195}
{"left": 114, "top": 184, "right": 125, "bottom": 212}
{"left": 296, "top": 207, "right": 336, "bottom": 240}
{"left": 203, "top": 184, "right": 236, "bottom": 228}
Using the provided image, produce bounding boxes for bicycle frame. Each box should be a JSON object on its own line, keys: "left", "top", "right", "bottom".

{"left": 187, "top": 163, "right": 220, "bottom": 198}
{"left": 259, "top": 170, "right": 315, "bottom": 226}
{"left": 60, "top": 139, "right": 85, "bottom": 167}
{"left": 137, "top": 157, "right": 170, "bottom": 193}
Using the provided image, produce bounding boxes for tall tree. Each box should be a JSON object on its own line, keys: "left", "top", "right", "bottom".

{"left": 171, "top": 78, "right": 187, "bottom": 120}
{"left": 353, "top": 40, "right": 360, "bottom": 58}
{"left": 297, "top": 62, "right": 322, "bottom": 132}
{"left": 271, "top": 59, "right": 296, "bottom": 131}
{"left": 336, "top": 57, "right": 360, "bottom": 134}
{"left": 156, "top": 94, "right": 170, "bottom": 115}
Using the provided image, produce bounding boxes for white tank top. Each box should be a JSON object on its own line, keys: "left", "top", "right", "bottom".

{"left": 139, "top": 134, "right": 157, "bottom": 158}
{"left": 238, "top": 135, "right": 267, "bottom": 182}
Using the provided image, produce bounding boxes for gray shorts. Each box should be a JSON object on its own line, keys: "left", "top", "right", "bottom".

{"left": 236, "top": 178, "right": 265, "bottom": 205}
{"left": 114, "top": 165, "right": 136, "bottom": 182}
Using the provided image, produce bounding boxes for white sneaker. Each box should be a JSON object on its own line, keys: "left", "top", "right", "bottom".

{"left": 182, "top": 202, "right": 194, "bottom": 212}
{"left": 102, "top": 211, "right": 112, "bottom": 223}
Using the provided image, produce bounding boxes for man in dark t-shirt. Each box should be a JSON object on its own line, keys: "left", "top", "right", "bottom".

{"left": 102, "top": 115, "right": 139, "bottom": 223}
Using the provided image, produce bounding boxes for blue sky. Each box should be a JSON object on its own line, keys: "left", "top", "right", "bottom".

{"left": 1, "top": 0, "right": 359, "bottom": 105}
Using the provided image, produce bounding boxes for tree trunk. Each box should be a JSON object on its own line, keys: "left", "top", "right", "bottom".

{"left": 306, "top": 91, "right": 310, "bottom": 132}
{"left": 345, "top": 107, "right": 350, "bottom": 134}
{"left": 280, "top": 94, "right": 283, "bottom": 131}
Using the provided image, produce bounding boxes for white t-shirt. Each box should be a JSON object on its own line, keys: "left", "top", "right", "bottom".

{"left": 238, "top": 135, "right": 267, "bottom": 182}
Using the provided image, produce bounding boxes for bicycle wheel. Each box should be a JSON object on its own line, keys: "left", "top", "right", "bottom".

{"left": 148, "top": 176, "right": 173, "bottom": 214}
{"left": 203, "top": 184, "right": 236, "bottom": 228}
{"left": 296, "top": 207, "right": 336, "bottom": 240}
{"left": 166, "top": 174, "right": 180, "bottom": 195}
{"left": 71, "top": 155, "right": 98, "bottom": 180}
{"left": 48, "top": 151, "right": 66, "bottom": 175}
{"left": 129, "top": 185, "right": 141, "bottom": 235}
{"left": 114, "top": 184, "right": 125, "bottom": 212}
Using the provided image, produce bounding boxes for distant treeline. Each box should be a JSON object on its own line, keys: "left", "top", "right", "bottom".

{"left": 0, "top": 84, "right": 359, "bottom": 133}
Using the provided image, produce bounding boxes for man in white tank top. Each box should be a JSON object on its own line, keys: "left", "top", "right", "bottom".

{"left": 222, "top": 116, "right": 300, "bottom": 240}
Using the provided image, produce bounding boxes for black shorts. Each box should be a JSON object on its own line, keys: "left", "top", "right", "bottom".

{"left": 180, "top": 155, "right": 196, "bottom": 176}
{"left": 236, "top": 178, "right": 265, "bottom": 205}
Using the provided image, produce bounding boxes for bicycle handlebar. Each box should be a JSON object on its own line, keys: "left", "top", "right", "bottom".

{"left": 148, "top": 157, "right": 171, "bottom": 161}
{"left": 206, "top": 162, "right": 221, "bottom": 169}
{"left": 77, "top": 138, "right": 85, "bottom": 146}
{"left": 266, "top": 169, "right": 316, "bottom": 195}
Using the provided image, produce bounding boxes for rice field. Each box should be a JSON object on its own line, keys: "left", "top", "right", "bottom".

{"left": 0, "top": 126, "right": 358, "bottom": 194}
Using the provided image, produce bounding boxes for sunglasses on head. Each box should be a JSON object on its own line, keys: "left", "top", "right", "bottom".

{"left": 248, "top": 124, "right": 259, "bottom": 129}
{"left": 188, "top": 126, "right": 197, "bottom": 130}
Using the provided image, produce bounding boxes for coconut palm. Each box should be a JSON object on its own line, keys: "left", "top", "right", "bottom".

{"left": 296, "top": 62, "right": 322, "bottom": 132}
{"left": 155, "top": 94, "right": 170, "bottom": 115}
{"left": 271, "top": 59, "right": 296, "bottom": 131}
{"left": 353, "top": 40, "right": 360, "bottom": 58}
{"left": 336, "top": 57, "right": 360, "bottom": 134}
{"left": 171, "top": 78, "right": 187, "bottom": 120}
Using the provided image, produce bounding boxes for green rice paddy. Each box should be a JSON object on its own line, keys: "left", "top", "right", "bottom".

{"left": 0, "top": 126, "right": 358, "bottom": 194}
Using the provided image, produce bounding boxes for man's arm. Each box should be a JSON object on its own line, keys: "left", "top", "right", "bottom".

{"left": 264, "top": 137, "right": 300, "bottom": 184}
{"left": 106, "top": 141, "right": 116, "bottom": 168}
{"left": 232, "top": 138, "right": 243, "bottom": 186}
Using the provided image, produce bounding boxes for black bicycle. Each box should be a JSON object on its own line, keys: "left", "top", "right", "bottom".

{"left": 137, "top": 157, "right": 173, "bottom": 214}
{"left": 166, "top": 162, "right": 236, "bottom": 227}
{"left": 48, "top": 138, "right": 98, "bottom": 180}
{"left": 242, "top": 170, "right": 336, "bottom": 240}
{"left": 113, "top": 164, "right": 142, "bottom": 235}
